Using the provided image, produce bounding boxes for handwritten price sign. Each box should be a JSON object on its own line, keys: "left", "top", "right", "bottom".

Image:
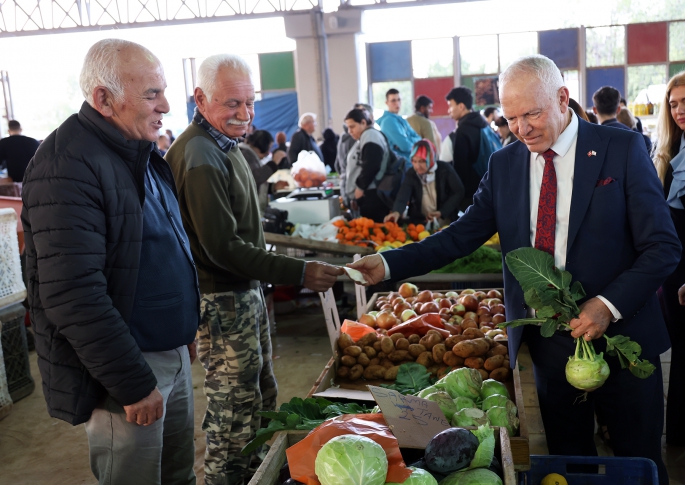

{"left": 368, "top": 385, "right": 451, "bottom": 449}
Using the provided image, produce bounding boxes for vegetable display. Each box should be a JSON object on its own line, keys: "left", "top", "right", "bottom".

{"left": 314, "top": 435, "right": 388, "bottom": 485}
{"left": 499, "top": 248, "right": 656, "bottom": 391}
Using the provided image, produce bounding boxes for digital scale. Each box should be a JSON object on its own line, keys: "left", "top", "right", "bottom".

{"left": 270, "top": 187, "right": 341, "bottom": 224}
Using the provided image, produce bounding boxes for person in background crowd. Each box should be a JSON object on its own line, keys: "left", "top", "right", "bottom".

{"left": 621, "top": 97, "right": 643, "bottom": 134}
{"left": 494, "top": 116, "right": 516, "bottom": 146}
{"left": 446, "top": 86, "right": 490, "bottom": 210}
{"left": 377, "top": 88, "right": 421, "bottom": 170}
{"left": 319, "top": 128, "right": 338, "bottom": 172}
{"left": 274, "top": 131, "right": 290, "bottom": 168}
{"left": 483, "top": 106, "right": 501, "bottom": 126}
{"left": 568, "top": 98, "right": 589, "bottom": 122}
{"left": 165, "top": 54, "right": 343, "bottom": 485}
{"left": 349, "top": 55, "right": 678, "bottom": 485}
{"left": 653, "top": 70, "right": 685, "bottom": 447}
{"left": 288, "top": 112, "right": 323, "bottom": 164}
{"left": 239, "top": 130, "right": 286, "bottom": 212}
{"left": 385, "top": 139, "right": 464, "bottom": 225}
{"left": 593, "top": 86, "right": 651, "bottom": 151}
{"left": 22, "top": 39, "right": 200, "bottom": 485}
{"left": 345, "top": 108, "right": 390, "bottom": 222}
{"left": 407, "top": 95, "right": 441, "bottom": 152}
{"left": 585, "top": 110, "right": 598, "bottom": 123}
{"left": 0, "top": 120, "right": 40, "bottom": 182}
{"left": 158, "top": 133, "right": 171, "bottom": 155}
{"left": 337, "top": 103, "right": 371, "bottom": 207}
{"left": 165, "top": 128, "right": 176, "bottom": 144}
{"left": 618, "top": 107, "right": 652, "bottom": 152}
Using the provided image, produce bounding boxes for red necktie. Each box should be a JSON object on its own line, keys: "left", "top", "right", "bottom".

{"left": 534, "top": 149, "right": 557, "bottom": 256}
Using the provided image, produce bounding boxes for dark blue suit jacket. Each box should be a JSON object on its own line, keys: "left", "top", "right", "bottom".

{"left": 384, "top": 118, "right": 680, "bottom": 366}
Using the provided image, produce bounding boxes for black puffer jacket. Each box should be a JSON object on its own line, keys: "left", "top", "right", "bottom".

{"left": 22, "top": 102, "right": 167, "bottom": 425}
{"left": 451, "top": 111, "right": 489, "bottom": 206}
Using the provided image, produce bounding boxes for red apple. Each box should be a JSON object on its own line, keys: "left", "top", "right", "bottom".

{"left": 477, "top": 306, "right": 491, "bottom": 316}
{"left": 416, "top": 290, "right": 433, "bottom": 303}
{"left": 393, "top": 302, "right": 410, "bottom": 315}
{"left": 376, "top": 311, "right": 398, "bottom": 330}
{"left": 492, "top": 314, "right": 506, "bottom": 325}
{"left": 461, "top": 288, "right": 476, "bottom": 295}
{"left": 432, "top": 292, "right": 444, "bottom": 299}
{"left": 473, "top": 291, "right": 486, "bottom": 301}
{"left": 413, "top": 302, "right": 424, "bottom": 313}
{"left": 380, "top": 303, "right": 393, "bottom": 311}
{"left": 398, "top": 282, "right": 419, "bottom": 298}
{"left": 449, "top": 315, "right": 464, "bottom": 326}
{"left": 461, "top": 318, "right": 478, "bottom": 329}
{"left": 479, "top": 314, "right": 493, "bottom": 324}
{"left": 488, "top": 298, "right": 503, "bottom": 306}
{"left": 359, "top": 313, "right": 377, "bottom": 327}
{"left": 406, "top": 297, "right": 416, "bottom": 304}
{"left": 463, "top": 311, "right": 478, "bottom": 321}
{"left": 450, "top": 303, "right": 466, "bottom": 316}
{"left": 445, "top": 291, "right": 460, "bottom": 298}
{"left": 487, "top": 289, "right": 503, "bottom": 300}
{"left": 491, "top": 304, "right": 506, "bottom": 315}
{"left": 439, "top": 298, "right": 452, "bottom": 309}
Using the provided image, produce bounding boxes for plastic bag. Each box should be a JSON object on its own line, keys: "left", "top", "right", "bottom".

{"left": 286, "top": 413, "right": 413, "bottom": 485}
{"left": 292, "top": 151, "right": 328, "bottom": 188}
{"left": 341, "top": 319, "right": 376, "bottom": 342}
{"left": 291, "top": 216, "right": 345, "bottom": 242}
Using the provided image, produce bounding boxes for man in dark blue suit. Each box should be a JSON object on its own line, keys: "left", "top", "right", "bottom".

{"left": 593, "top": 85, "right": 652, "bottom": 152}
{"left": 348, "top": 55, "right": 680, "bottom": 484}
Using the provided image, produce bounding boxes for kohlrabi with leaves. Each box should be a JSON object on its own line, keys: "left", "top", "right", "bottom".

{"left": 499, "top": 247, "right": 655, "bottom": 392}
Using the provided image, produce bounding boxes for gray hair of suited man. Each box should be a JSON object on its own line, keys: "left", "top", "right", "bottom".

{"left": 197, "top": 53, "right": 253, "bottom": 102}
{"left": 299, "top": 112, "right": 316, "bottom": 127}
{"left": 80, "top": 39, "right": 157, "bottom": 107}
{"left": 499, "top": 54, "right": 565, "bottom": 104}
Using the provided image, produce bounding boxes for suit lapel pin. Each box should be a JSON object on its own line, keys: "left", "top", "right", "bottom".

{"left": 587, "top": 150, "right": 597, "bottom": 157}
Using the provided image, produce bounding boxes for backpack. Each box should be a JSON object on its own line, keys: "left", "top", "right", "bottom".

{"left": 374, "top": 132, "right": 407, "bottom": 209}
{"left": 473, "top": 127, "right": 503, "bottom": 177}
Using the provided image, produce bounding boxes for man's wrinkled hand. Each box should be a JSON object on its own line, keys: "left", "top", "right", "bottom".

{"left": 569, "top": 297, "right": 612, "bottom": 341}
{"left": 347, "top": 254, "right": 386, "bottom": 286}
{"left": 303, "top": 261, "right": 345, "bottom": 292}
{"left": 123, "top": 387, "right": 163, "bottom": 426}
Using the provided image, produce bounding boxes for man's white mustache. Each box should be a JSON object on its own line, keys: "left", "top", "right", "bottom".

{"left": 227, "top": 118, "right": 251, "bottom": 126}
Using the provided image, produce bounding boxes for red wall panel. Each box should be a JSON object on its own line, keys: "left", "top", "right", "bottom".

{"left": 627, "top": 22, "right": 668, "bottom": 64}
{"left": 413, "top": 77, "right": 455, "bottom": 117}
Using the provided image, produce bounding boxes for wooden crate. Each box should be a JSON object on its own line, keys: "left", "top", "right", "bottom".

{"left": 364, "top": 288, "right": 504, "bottom": 314}
{"left": 248, "top": 426, "right": 517, "bottom": 485}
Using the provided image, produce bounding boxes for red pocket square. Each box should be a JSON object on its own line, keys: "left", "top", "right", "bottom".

{"left": 596, "top": 177, "right": 616, "bottom": 187}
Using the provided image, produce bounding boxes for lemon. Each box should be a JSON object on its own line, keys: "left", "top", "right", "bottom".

{"left": 376, "top": 245, "right": 391, "bottom": 253}
{"left": 383, "top": 241, "right": 393, "bottom": 247}
{"left": 540, "top": 473, "right": 568, "bottom": 485}
{"left": 418, "top": 230, "right": 430, "bottom": 240}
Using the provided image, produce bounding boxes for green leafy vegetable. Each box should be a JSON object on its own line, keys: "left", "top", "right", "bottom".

{"left": 469, "top": 424, "right": 496, "bottom": 469}
{"left": 432, "top": 245, "right": 503, "bottom": 274}
{"left": 381, "top": 362, "right": 434, "bottom": 395}
{"left": 499, "top": 248, "right": 655, "bottom": 387}
{"left": 315, "top": 435, "right": 388, "bottom": 485}
{"left": 565, "top": 337, "right": 610, "bottom": 391}
{"left": 240, "top": 397, "right": 372, "bottom": 455}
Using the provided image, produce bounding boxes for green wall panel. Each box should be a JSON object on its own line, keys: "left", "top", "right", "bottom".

{"left": 259, "top": 52, "right": 296, "bottom": 91}
{"left": 670, "top": 62, "right": 685, "bottom": 77}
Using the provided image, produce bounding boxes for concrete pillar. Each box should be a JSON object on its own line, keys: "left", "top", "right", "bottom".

{"left": 284, "top": 9, "right": 363, "bottom": 140}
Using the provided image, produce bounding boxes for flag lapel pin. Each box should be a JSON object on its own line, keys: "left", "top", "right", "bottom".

{"left": 587, "top": 150, "right": 597, "bottom": 157}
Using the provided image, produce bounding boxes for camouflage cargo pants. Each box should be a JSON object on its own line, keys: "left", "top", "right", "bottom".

{"left": 198, "top": 288, "right": 278, "bottom": 485}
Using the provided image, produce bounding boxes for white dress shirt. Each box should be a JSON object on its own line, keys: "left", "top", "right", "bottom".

{"left": 381, "top": 109, "right": 621, "bottom": 321}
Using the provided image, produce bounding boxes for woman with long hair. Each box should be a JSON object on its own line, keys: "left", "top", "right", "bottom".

{"left": 652, "top": 70, "right": 685, "bottom": 446}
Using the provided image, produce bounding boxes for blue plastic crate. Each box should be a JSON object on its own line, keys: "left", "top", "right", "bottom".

{"left": 519, "top": 455, "right": 658, "bottom": 485}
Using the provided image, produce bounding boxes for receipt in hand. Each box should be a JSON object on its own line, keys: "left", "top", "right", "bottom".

{"left": 343, "top": 267, "right": 368, "bottom": 285}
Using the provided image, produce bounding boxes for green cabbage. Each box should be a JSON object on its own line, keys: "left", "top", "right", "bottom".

{"left": 385, "top": 466, "right": 438, "bottom": 485}
{"left": 481, "top": 394, "right": 517, "bottom": 417}
{"left": 417, "top": 385, "right": 444, "bottom": 399}
{"left": 315, "top": 435, "right": 388, "bottom": 485}
{"left": 453, "top": 396, "right": 476, "bottom": 412}
{"left": 565, "top": 337, "right": 611, "bottom": 391}
{"left": 469, "top": 424, "right": 495, "bottom": 469}
{"left": 440, "top": 468, "right": 503, "bottom": 485}
{"left": 480, "top": 379, "right": 510, "bottom": 400}
{"left": 438, "top": 368, "right": 482, "bottom": 400}
{"left": 426, "top": 392, "right": 458, "bottom": 420}
{"left": 451, "top": 407, "right": 489, "bottom": 428}
{"left": 486, "top": 406, "right": 520, "bottom": 437}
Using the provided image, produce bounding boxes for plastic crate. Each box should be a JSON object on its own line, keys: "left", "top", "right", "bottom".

{"left": 519, "top": 455, "right": 659, "bottom": 485}
{"left": 0, "top": 303, "right": 34, "bottom": 402}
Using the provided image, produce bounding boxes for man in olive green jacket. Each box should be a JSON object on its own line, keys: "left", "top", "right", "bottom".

{"left": 165, "top": 54, "right": 343, "bottom": 485}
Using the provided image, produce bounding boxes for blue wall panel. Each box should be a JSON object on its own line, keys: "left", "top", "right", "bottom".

{"left": 369, "top": 41, "right": 412, "bottom": 82}
{"left": 539, "top": 29, "right": 579, "bottom": 70}
{"left": 586, "top": 67, "right": 625, "bottom": 107}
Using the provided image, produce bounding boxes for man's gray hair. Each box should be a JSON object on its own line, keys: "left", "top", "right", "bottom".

{"left": 80, "top": 39, "right": 149, "bottom": 107}
{"left": 197, "top": 54, "right": 252, "bottom": 102}
{"left": 499, "top": 55, "right": 565, "bottom": 103}
{"left": 299, "top": 112, "right": 316, "bottom": 127}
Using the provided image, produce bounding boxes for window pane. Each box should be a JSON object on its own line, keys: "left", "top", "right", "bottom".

{"left": 461, "top": 75, "right": 499, "bottom": 109}
{"left": 627, "top": 64, "right": 667, "bottom": 104}
{"left": 243, "top": 54, "right": 262, "bottom": 92}
{"left": 499, "top": 32, "right": 538, "bottom": 71}
{"left": 460, "top": 35, "right": 498, "bottom": 75}
{"left": 563, "top": 70, "right": 581, "bottom": 108}
{"left": 670, "top": 21, "right": 685, "bottom": 61}
{"left": 372, "top": 81, "right": 413, "bottom": 117}
{"left": 586, "top": 26, "right": 625, "bottom": 67}
{"left": 412, "top": 38, "right": 454, "bottom": 79}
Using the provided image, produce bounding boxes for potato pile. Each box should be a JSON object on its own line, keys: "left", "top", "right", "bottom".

{"left": 336, "top": 326, "right": 511, "bottom": 383}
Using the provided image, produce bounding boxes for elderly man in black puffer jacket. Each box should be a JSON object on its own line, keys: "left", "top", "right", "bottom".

{"left": 21, "top": 39, "right": 199, "bottom": 485}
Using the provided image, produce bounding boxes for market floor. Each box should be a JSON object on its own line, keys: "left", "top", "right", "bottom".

{"left": 1, "top": 302, "right": 684, "bottom": 484}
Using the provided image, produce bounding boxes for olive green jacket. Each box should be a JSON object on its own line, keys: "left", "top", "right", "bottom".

{"left": 165, "top": 121, "right": 305, "bottom": 293}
